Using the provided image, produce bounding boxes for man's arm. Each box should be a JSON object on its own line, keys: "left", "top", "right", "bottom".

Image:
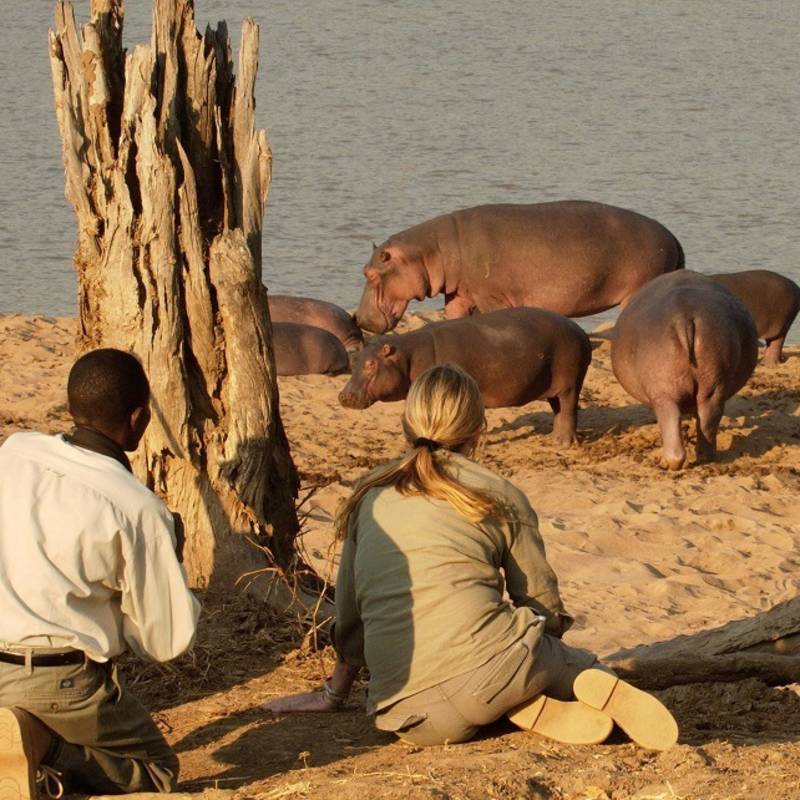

{"left": 502, "top": 489, "right": 573, "bottom": 638}
{"left": 119, "top": 502, "right": 201, "bottom": 662}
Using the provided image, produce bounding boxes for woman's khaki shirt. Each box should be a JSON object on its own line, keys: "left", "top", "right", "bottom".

{"left": 333, "top": 452, "right": 572, "bottom": 714}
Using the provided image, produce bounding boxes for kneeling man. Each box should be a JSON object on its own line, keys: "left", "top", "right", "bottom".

{"left": 0, "top": 349, "right": 200, "bottom": 797}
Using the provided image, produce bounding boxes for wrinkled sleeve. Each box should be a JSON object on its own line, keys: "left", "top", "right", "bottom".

{"left": 331, "top": 526, "right": 366, "bottom": 667}
{"left": 119, "top": 502, "right": 201, "bottom": 662}
{"left": 502, "top": 488, "right": 574, "bottom": 638}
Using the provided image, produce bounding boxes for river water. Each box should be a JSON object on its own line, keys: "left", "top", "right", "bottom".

{"left": 1, "top": 1, "right": 798, "bottom": 339}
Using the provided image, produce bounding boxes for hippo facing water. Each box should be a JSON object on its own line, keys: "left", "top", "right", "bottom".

{"left": 269, "top": 294, "right": 363, "bottom": 351}
{"left": 339, "top": 308, "right": 592, "bottom": 446}
{"left": 273, "top": 322, "right": 350, "bottom": 376}
{"left": 354, "top": 201, "right": 684, "bottom": 333}
{"left": 611, "top": 271, "right": 758, "bottom": 469}
{"left": 709, "top": 270, "right": 800, "bottom": 365}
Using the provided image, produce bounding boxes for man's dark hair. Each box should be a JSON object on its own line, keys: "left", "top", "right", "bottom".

{"left": 67, "top": 348, "right": 150, "bottom": 429}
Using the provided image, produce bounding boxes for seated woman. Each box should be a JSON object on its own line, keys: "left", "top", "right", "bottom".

{"left": 265, "top": 365, "right": 677, "bottom": 749}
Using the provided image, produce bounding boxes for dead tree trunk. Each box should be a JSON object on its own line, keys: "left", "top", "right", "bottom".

{"left": 606, "top": 596, "right": 800, "bottom": 690}
{"left": 49, "top": 0, "right": 308, "bottom": 601}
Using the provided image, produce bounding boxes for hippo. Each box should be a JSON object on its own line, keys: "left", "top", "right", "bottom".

{"left": 339, "top": 308, "right": 592, "bottom": 446}
{"left": 709, "top": 270, "right": 800, "bottom": 365}
{"left": 354, "top": 200, "right": 684, "bottom": 333}
{"left": 273, "top": 322, "right": 350, "bottom": 376}
{"left": 611, "top": 271, "right": 758, "bottom": 469}
{"left": 268, "top": 294, "right": 363, "bottom": 351}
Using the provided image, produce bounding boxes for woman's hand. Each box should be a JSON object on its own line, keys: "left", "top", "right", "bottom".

{"left": 262, "top": 689, "right": 341, "bottom": 714}
{"left": 262, "top": 661, "right": 361, "bottom": 714}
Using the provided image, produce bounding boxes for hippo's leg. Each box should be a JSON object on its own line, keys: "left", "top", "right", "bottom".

{"left": 763, "top": 336, "right": 785, "bottom": 366}
{"left": 653, "top": 401, "right": 686, "bottom": 470}
{"left": 548, "top": 391, "right": 579, "bottom": 446}
{"left": 695, "top": 392, "right": 725, "bottom": 464}
{"left": 444, "top": 292, "right": 476, "bottom": 320}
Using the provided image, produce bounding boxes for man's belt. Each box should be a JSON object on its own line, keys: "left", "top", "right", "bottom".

{"left": 0, "top": 650, "right": 85, "bottom": 666}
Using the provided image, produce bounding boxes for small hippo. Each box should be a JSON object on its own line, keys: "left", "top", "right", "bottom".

{"left": 273, "top": 322, "right": 350, "bottom": 377}
{"left": 268, "top": 294, "right": 364, "bottom": 351}
{"left": 339, "top": 308, "right": 592, "bottom": 445}
{"left": 709, "top": 270, "right": 800, "bottom": 365}
{"left": 354, "top": 200, "right": 684, "bottom": 333}
{"left": 611, "top": 271, "right": 758, "bottom": 469}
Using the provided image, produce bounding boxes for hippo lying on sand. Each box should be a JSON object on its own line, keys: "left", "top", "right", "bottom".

{"left": 611, "top": 271, "right": 758, "bottom": 469}
{"left": 340, "top": 308, "right": 592, "bottom": 446}
{"left": 354, "top": 200, "right": 684, "bottom": 333}
{"left": 273, "top": 322, "right": 350, "bottom": 376}
{"left": 709, "top": 270, "right": 800, "bottom": 365}
{"left": 269, "top": 294, "right": 364, "bottom": 351}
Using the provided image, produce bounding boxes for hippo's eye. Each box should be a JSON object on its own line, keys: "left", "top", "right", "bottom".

{"left": 379, "top": 250, "right": 391, "bottom": 263}
{"left": 364, "top": 359, "right": 376, "bottom": 373}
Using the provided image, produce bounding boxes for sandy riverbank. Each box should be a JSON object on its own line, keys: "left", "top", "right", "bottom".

{"left": 1, "top": 312, "right": 799, "bottom": 799}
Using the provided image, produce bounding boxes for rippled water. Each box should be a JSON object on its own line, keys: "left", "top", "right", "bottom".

{"left": 1, "top": 1, "right": 798, "bottom": 340}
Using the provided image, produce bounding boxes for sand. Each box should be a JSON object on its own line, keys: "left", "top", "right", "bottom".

{"left": 2, "top": 311, "right": 800, "bottom": 799}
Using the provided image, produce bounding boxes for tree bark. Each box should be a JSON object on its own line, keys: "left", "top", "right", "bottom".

{"left": 49, "top": 0, "right": 309, "bottom": 601}
{"left": 606, "top": 597, "right": 800, "bottom": 689}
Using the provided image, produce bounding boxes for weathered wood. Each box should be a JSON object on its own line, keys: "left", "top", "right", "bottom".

{"left": 611, "top": 653, "right": 800, "bottom": 691}
{"left": 606, "top": 597, "right": 800, "bottom": 689}
{"left": 49, "top": 0, "right": 316, "bottom": 609}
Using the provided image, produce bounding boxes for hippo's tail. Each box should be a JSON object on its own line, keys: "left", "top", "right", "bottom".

{"left": 672, "top": 234, "right": 685, "bottom": 271}
{"left": 674, "top": 317, "right": 697, "bottom": 367}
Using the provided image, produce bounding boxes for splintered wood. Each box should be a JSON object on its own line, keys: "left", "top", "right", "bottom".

{"left": 48, "top": 0, "right": 305, "bottom": 601}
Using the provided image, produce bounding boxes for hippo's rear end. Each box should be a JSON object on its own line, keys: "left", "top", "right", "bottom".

{"left": 612, "top": 271, "right": 758, "bottom": 469}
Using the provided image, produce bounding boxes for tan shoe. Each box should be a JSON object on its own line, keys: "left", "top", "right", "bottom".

{"left": 0, "top": 707, "right": 54, "bottom": 800}
{"left": 572, "top": 669, "right": 679, "bottom": 751}
{"left": 507, "top": 694, "right": 614, "bottom": 745}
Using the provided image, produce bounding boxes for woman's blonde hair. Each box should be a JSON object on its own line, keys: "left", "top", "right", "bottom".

{"left": 335, "top": 364, "right": 499, "bottom": 539}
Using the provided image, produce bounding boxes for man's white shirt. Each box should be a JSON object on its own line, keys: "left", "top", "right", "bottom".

{"left": 0, "top": 432, "right": 200, "bottom": 662}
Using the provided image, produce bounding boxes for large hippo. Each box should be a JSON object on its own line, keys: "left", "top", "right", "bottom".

{"left": 273, "top": 322, "right": 350, "bottom": 376}
{"left": 268, "top": 294, "right": 364, "bottom": 351}
{"left": 354, "top": 201, "right": 684, "bottom": 333}
{"left": 611, "top": 271, "right": 758, "bottom": 470}
{"left": 709, "top": 270, "right": 800, "bottom": 365}
{"left": 339, "top": 308, "right": 592, "bottom": 445}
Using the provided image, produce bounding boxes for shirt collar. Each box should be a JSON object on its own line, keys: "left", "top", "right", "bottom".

{"left": 64, "top": 426, "right": 133, "bottom": 473}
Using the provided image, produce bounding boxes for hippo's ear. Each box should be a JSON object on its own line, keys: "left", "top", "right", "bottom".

{"left": 380, "top": 342, "right": 396, "bottom": 357}
{"left": 372, "top": 241, "right": 378, "bottom": 251}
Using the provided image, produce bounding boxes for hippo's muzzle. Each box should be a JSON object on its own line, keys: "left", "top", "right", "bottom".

{"left": 338, "top": 387, "right": 375, "bottom": 409}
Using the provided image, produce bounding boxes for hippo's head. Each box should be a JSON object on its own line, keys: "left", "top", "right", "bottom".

{"left": 353, "top": 240, "right": 430, "bottom": 334}
{"left": 338, "top": 341, "right": 410, "bottom": 409}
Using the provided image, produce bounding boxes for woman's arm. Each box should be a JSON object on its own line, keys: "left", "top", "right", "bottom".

{"left": 502, "top": 489, "right": 574, "bottom": 637}
{"left": 263, "top": 531, "right": 366, "bottom": 713}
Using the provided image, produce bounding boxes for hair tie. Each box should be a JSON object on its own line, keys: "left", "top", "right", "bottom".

{"left": 413, "top": 437, "right": 440, "bottom": 452}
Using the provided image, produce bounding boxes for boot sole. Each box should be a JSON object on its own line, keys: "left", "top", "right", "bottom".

{"left": 573, "top": 669, "right": 679, "bottom": 751}
{"left": 507, "top": 694, "right": 613, "bottom": 745}
{"left": 0, "top": 708, "right": 35, "bottom": 800}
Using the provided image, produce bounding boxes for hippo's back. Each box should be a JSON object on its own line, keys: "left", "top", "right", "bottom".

{"left": 269, "top": 294, "right": 364, "bottom": 351}
{"left": 273, "top": 322, "right": 350, "bottom": 376}
{"left": 418, "top": 307, "right": 592, "bottom": 406}
{"left": 709, "top": 270, "right": 800, "bottom": 340}
{"left": 433, "top": 201, "right": 684, "bottom": 317}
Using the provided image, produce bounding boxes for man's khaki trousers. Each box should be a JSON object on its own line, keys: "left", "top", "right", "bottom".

{"left": 0, "top": 654, "right": 177, "bottom": 793}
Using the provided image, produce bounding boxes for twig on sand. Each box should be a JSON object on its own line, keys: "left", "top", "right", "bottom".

{"left": 341, "top": 765, "right": 440, "bottom": 783}
{"left": 635, "top": 782, "right": 685, "bottom": 800}
{"left": 263, "top": 781, "right": 313, "bottom": 799}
